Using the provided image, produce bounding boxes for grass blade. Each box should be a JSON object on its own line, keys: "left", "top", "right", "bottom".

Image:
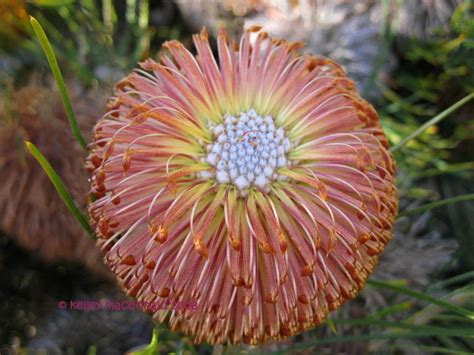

{"left": 329, "top": 319, "right": 474, "bottom": 337}
{"left": 25, "top": 142, "right": 94, "bottom": 238}
{"left": 367, "top": 280, "right": 474, "bottom": 320}
{"left": 389, "top": 93, "right": 474, "bottom": 153}
{"left": 128, "top": 327, "right": 160, "bottom": 354}
{"left": 412, "top": 162, "right": 474, "bottom": 179}
{"left": 29, "top": 16, "right": 88, "bottom": 151}
{"left": 279, "top": 328, "right": 472, "bottom": 352}
{"left": 429, "top": 271, "right": 474, "bottom": 290}
{"left": 365, "top": 301, "right": 413, "bottom": 319}
{"left": 398, "top": 193, "right": 474, "bottom": 217}
{"left": 398, "top": 345, "right": 471, "bottom": 355}
{"left": 30, "top": 0, "right": 75, "bottom": 6}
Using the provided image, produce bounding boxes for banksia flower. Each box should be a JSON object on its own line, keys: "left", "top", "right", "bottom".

{"left": 87, "top": 27, "right": 398, "bottom": 344}
{"left": 0, "top": 80, "right": 108, "bottom": 275}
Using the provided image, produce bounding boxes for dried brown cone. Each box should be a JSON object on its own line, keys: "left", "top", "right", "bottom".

{"left": 0, "top": 78, "right": 109, "bottom": 276}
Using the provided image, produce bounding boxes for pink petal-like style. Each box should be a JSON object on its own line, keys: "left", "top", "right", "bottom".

{"left": 87, "top": 27, "right": 397, "bottom": 345}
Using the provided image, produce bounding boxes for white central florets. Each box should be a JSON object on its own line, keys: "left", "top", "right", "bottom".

{"left": 200, "top": 109, "right": 291, "bottom": 193}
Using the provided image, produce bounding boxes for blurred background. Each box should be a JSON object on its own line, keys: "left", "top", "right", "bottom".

{"left": 0, "top": 0, "right": 473, "bottom": 354}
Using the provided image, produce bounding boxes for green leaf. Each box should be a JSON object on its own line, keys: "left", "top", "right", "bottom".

{"left": 279, "top": 328, "right": 473, "bottom": 352}
{"left": 429, "top": 271, "right": 474, "bottom": 290}
{"left": 367, "top": 280, "right": 474, "bottom": 320}
{"left": 412, "top": 162, "right": 474, "bottom": 179}
{"left": 398, "top": 193, "right": 474, "bottom": 217}
{"left": 326, "top": 318, "right": 338, "bottom": 334}
{"left": 365, "top": 301, "right": 413, "bottom": 319}
{"left": 25, "top": 142, "right": 94, "bottom": 238}
{"left": 128, "top": 328, "right": 160, "bottom": 355}
{"left": 407, "top": 346, "right": 471, "bottom": 355}
{"left": 389, "top": 93, "right": 474, "bottom": 153}
{"left": 29, "top": 16, "right": 88, "bottom": 151}
{"left": 28, "top": 0, "right": 75, "bottom": 6}
{"left": 331, "top": 319, "right": 474, "bottom": 338}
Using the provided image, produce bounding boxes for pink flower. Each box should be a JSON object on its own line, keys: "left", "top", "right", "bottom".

{"left": 87, "top": 27, "right": 398, "bottom": 344}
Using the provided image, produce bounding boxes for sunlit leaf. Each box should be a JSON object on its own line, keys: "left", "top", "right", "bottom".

{"left": 28, "top": 0, "right": 75, "bottom": 7}
{"left": 127, "top": 328, "right": 160, "bottom": 355}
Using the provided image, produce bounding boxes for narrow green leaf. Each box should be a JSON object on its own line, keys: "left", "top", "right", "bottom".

{"left": 102, "top": 0, "right": 116, "bottom": 35}
{"left": 412, "top": 162, "right": 474, "bottom": 179}
{"left": 279, "top": 328, "right": 473, "bottom": 352}
{"left": 29, "top": 16, "right": 88, "bottom": 151}
{"left": 367, "top": 280, "right": 474, "bottom": 320}
{"left": 126, "top": 0, "right": 137, "bottom": 24}
{"left": 398, "top": 193, "right": 474, "bottom": 217}
{"left": 407, "top": 285, "right": 474, "bottom": 326}
{"left": 404, "top": 344, "right": 472, "bottom": 355}
{"left": 25, "top": 142, "right": 94, "bottom": 238}
{"left": 129, "top": 327, "right": 160, "bottom": 354}
{"left": 326, "top": 318, "right": 338, "bottom": 334}
{"left": 29, "top": 0, "right": 75, "bottom": 6}
{"left": 365, "top": 301, "right": 413, "bottom": 319}
{"left": 330, "top": 319, "right": 474, "bottom": 337}
{"left": 429, "top": 271, "right": 474, "bottom": 290}
{"left": 389, "top": 93, "right": 474, "bottom": 153}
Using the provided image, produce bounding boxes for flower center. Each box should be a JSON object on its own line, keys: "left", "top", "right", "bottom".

{"left": 200, "top": 109, "right": 291, "bottom": 194}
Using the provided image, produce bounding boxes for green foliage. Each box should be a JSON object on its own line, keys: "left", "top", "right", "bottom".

{"left": 399, "top": 193, "right": 474, "bottom": 217}
{"left": 376, "top": 2, "right": 473, "bottom": 174}
{"left": 1, "top": 0, "right": 157, "bottom": 86}
{"left": 30, "top": 0, "right": 76, "bottom": 6}
{"left": 389, "top": 93, "right": 474, "bottom": 153}
{"left": 268, "top": 278, "right": 474, "bottom": 354}
{"left": 128, "top": 328, "right": 161, "bottom": 355}
{"left": 25, "top": 141, "right": 94, "bottom": 238}
{"left": 376, "top": 2, "right": 474, "bottom": 274}
{"left": 30, "top": 16, "right": 87, "bottom": 150}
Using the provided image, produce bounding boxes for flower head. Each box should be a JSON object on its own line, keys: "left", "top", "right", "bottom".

{"left": 87, "top": 27, "right": 398, "bottom": 344}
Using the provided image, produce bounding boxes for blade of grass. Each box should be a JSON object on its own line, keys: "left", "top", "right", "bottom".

{"left": 367, "top": 280, "right": 474, "bottom": 320}
{"left": 29, "top": 16, "right": 88, "bottom": 151}
{"left": 25, "top": 142, "right": 94, "bottom": 238}
{"left": 278, "top": 328, "right": 473, "bottom": 352}
{"left": 330, "top": 319, "right": 474, "bottom": 338}
{"left": 397, "top": 344, "right": 472, "bottom": 355}
{"left": 389, "top": 93, "right": 474, "bottom": 153}
{"left": 129, "top": 327, "right": 160, "bottom": 354}
{"left": 30, "top": 0, "right": 75, "bottom": 6}
{"left": 407, "top": 285, "right": 474, "bottom": 326}
{"left": 365, "top": 301, "right": 413, "bottom": 319}
{"left": 412, "top": 162, "right": 474, "bottom": 179}
{"left": 398, "top": 193, "right": 474, "bottom": 217}
{"left": 102, "top": 0, "right": 116, "bottom": 35}
{"left": 437, "top": 335, "right": 472, "bottom": 354}
{"left": 126, "top": 0, "right": 137, "bottom": 24}
{"left": 429, "top": 271, "right": 474, "bottom": 290}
